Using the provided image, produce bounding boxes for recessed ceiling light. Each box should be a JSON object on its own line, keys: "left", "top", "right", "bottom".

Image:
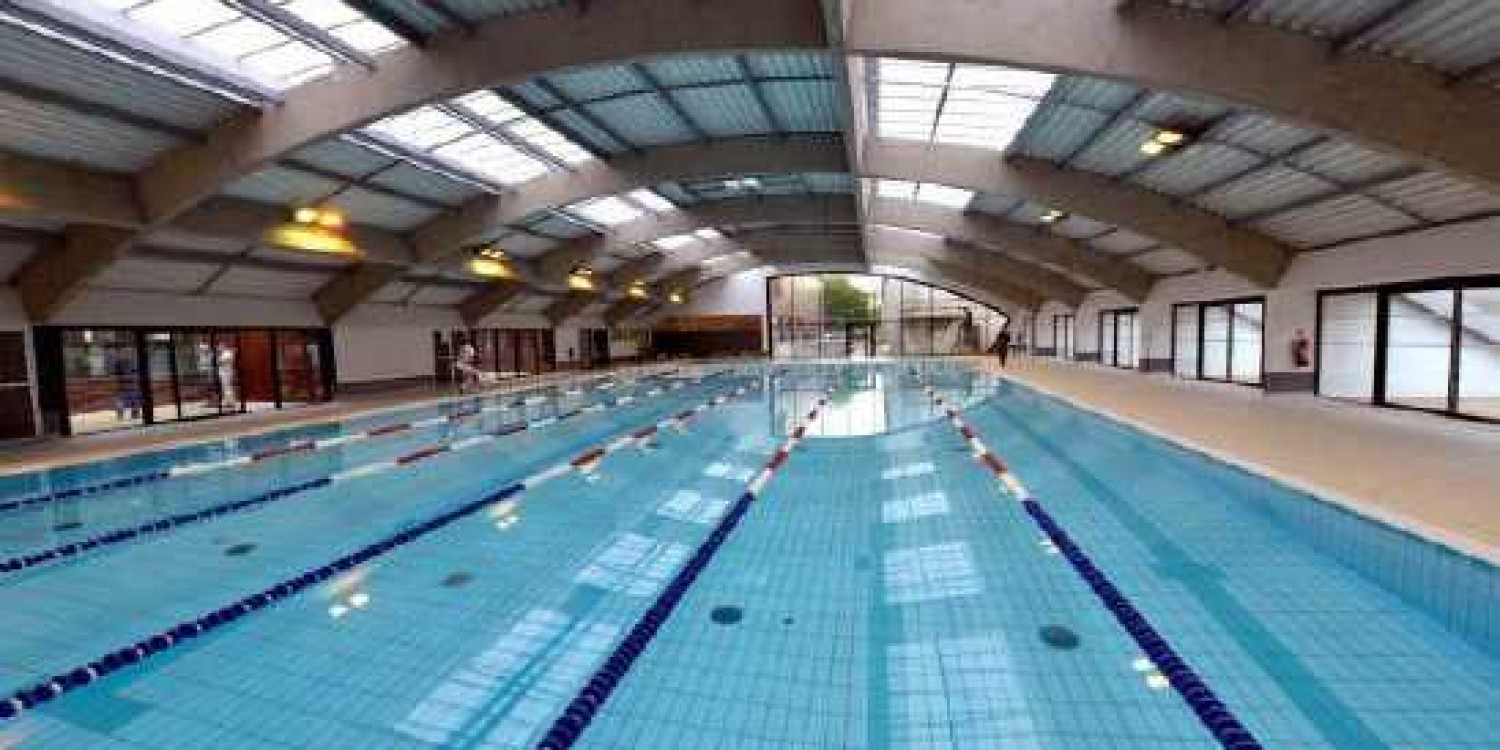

{"left": 1040, "top": 209, "right": 1067, "bottom": 224}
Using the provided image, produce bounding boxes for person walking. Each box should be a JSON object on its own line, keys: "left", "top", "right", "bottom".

{"left": 993, "top": 328, "right": 1013, "bottom": 368}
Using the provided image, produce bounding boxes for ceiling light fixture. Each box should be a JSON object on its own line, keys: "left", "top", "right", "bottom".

{"left": 267, "top": 206, "right": 356, "bottom": 256}
{"left": 468, "top": 258, "right": 513, "bottom": 279}
{"left": 627, "top": 282, "right": 650, "bottom": 299}
{"left": 1140, "top": 128, "right": 1190, "bottom": 156}
{"left": 667, "top": 290, "right": 686, "bottom": 304}
{"left": 1040, "top": 209, "right": 1067, "bottom": 224}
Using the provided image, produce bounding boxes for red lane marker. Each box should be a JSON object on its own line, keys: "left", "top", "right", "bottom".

{"left": 396, "top": 446, "right": 449, "bottom": 465}
{"left": 766, "top": 450, "right": 790, "bottom": 471}
{"left": 980, "top": 452, "right": 1008, "bottom": 475}
{"left": 368, "top": 423, "right": 412, "bottom": 437}
{"left": 251, "top": 442, "right": 313, "bottom": 462}
{"left": 571, "top": 447, "right": 607, "bottom": 467}
{"left": 632, "top": 426, "right": 658, "bottom": 439}
{"left": 959, "top": 425, "right": 976, "bottom": 439}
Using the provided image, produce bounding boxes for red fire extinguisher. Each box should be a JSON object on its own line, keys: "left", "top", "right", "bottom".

{"left": 1291, "top": 329, "right": 1311, "bottom": 369}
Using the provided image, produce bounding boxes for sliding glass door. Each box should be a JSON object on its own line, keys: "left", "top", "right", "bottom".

{"left": 1099, "top": 308, "right": 1139, "bottom": 369}
{"left": 1318, "top": 279, "right": 1500, "bottom": 422}
{"left": 1172, "top": 298, "right": 1264, "bottom": 385}
{"left": 1053, "top": 314, "right": 1074, "bottom": 359}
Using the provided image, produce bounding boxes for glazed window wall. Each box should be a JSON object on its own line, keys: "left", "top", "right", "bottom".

{"left": 1319, "top": 279, "right": 1500, "bottom": 422}
{"left": 1053, "top": 314, "right": 1075, "bottom": 359}
{"left": 1098, "top": 308, "right": 1139, "bottom": 369}
{"left": 1171, "top": 298, "right": 1265, "bottom": 385}
{"left": 433, "top": 328, "right": 557, "bottom": 385}
{"left": 39, "top": 327, "right": 333, "bottom": 436}
{"left": 768, "top": 274, "right": 1009, "bottom": 359}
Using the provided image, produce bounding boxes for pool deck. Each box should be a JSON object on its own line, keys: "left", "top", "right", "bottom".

{"left": 984, "top": 355, "right": 1500, "bottom": 564}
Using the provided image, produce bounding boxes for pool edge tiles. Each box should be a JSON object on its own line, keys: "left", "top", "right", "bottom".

{"left": 0, "top": 381, "right": 760, "bottom": 724}
{"left": 921, "top": 384, "right": 1265, "bottom": 750}
{"left": 534, "top": 392, "right": 831, "bottom": 750}
{"left": 993, "top": 373, "right": 1500, "bottom": 660}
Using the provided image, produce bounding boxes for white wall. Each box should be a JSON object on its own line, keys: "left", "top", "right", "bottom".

{"left": 334, "top": 304, "right": 458, "bottom": 384}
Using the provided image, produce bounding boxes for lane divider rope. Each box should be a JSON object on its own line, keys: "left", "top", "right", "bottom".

{"left": 536, "top": 391, "right": 831, "bottom": 750}
{"left": 0, "top": 370, "right": 680, "bottom": 514}
{"left": 0, "top": 380, "right": 758, "bottom": 722}
{"left": 0, "top": 376, "right": 708, "bottom": 577}
{"left": 919, "top": 383, "right": 1263, "bottom": 750}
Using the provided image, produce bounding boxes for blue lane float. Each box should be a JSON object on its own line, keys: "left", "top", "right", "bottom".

{"left": 0, "top": 377, "right": 741, "bottom": 723}
{"left": 1022, "top": 499, "right": 1264, "bottom": 750}
{"left": 0, "top": 470, "right": 174, "bottom": 514}
{"left": 0, "top": 384, "right": 688, "bottom": 577}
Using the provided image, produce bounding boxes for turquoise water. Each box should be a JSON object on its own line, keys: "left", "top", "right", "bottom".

{"left": 1, "top": 362, "right": 1496, "bottom": 749}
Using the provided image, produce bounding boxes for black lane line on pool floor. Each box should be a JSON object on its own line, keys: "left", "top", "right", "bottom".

{"left": 0, "top": 380, "right": 755, "bottom": 723}
{"left": 921, "top": 383, "right": 1266, "bottom": 750}
{"left": 0, "top": 375, "right": 703, "bottom": 576}
{"left": 533, "top": 393, "right": 830, "bottom": 750}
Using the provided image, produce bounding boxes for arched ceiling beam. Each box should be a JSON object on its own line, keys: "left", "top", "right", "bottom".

{"left": 532, "top": 194, "right": 856, "bottom": 284}
{"left": 458, "top": 280, "right": 528, "bottom": 327}
{"left": 544, "top": 291, "right": 601, "bottom": 326}
{"left": 411, "top": 138, "right": 847, "bottom": 262}
{"left": 865, "top": 198, "right": 1153, "bottom": 301}
{"left": 0, "top": 151, "right": 138, "bottom": 228}
{"left": 864, "top": 141, "right": 1291, "bottom": 287}
{"left": 863, "top": 228, "right": 1044, "bottom": 310}
{"left": 845, "top": 0, "right": 1500, "bottom": 194}
{"left": 136, "top": 0, "right": 827, "bottom": 225}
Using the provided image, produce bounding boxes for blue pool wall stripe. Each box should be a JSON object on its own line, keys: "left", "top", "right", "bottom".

{"left": 1000, "top": 379, "right": 1500, "bottom": 659}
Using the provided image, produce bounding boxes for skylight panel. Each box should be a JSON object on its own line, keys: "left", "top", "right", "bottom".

{"left": 626, "top": 189, "right": 675, "bottom": 213}
{"left": 454, "top": 91, "right": 595, "bottom": 167}
{"left": 693, "top": 228, "right": 723, "bottom": 240}
{"left": 78, "top": 0, "right": 407, "bottom": 90}
{"left": 876, "top": 179, "right": 917, "bottom": 200}
{"left": 872, "top": 57, "right": 1055, "bottom": 152}
{"left": 653, "top": 234, "right": 696, "bottom": 251}
{"left": 570, "top": 197, "right": 642, "bottom": 226}
{"left": 915, "top": 183, "right": 975, "bottom": 209}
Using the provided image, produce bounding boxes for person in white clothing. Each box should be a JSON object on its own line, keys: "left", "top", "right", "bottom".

{"left": 455, "top": 343, "right": 480, "bottom": 394}
{"left": 216, "top": 345, "right": 238, "bottom": 410}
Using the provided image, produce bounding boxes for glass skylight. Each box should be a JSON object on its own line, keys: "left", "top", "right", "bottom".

{"left": 366, "top": 106, "right": 551, "bottom": 186}
{"left": 693, "top": 228, "right": 724, "bottom": 240}
{"left": 568, "top": 197, "right": 644, "bottom": 226}
{"left": 873, "top": 58, "right": 1055, "bottom": 150}
{"left": 84, "top": 0, "right": 406, "bottom": 89}
{"left": 454, "top": 91, "right": 593, "bottom": 166}
{"left": 652, "top": 234, "right": 697, "bottom": 251}
{"left": 626, "top": 189, "right": 675, "bottom": 213}
{"left": 874, "top": 179, "right": 975, "bottom": 209}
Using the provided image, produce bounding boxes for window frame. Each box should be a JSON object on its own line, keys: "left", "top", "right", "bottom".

{"left": 1169, "top": 296, "right": 1266, "bottom": 387}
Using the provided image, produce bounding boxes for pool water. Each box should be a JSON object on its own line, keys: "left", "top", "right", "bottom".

{"left": 1, "top": 362, "right": 1496, "bottom": 749}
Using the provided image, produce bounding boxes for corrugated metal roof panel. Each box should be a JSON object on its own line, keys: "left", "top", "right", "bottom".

{"left": 1134, "top": 142, "right": 1263, "bottom": 197}
{"left": 546, "top": 66, "right": 646, "bottom": 102}
{"left": 967, "top": 194, "right": 1021, "bottom": 216}
{"left": 504, "top": 292, "right": 557, "bottom": 313}
{"left": 221, "top": 167, "right": 342, "bottom": 205}
{"left": 1132, "top": 247, "right": 1205, "bottom": 275}
{"left": 1196, "top": 165, "right": 1336, "bottom": 219}
{"left": 368, "top": 163, "right": 481, "bottom": 206}
{"left": 1049, "top": 76, "right": 1139, "bottom": 111}
{"left": 1234, "top": 0, "right": 1400, "bottom": 37}
{"left": 1211, "top": 113, "right": 1320, "bottom": 155}
{"left": 745, "top": 51, "right": 833, "bottom": 79}
{"left": 90, "top": 257, "right": 220, "bottom": 293}
{"left": 288, "top": 139, "right": 394, "bottom": 179}
{"left": 0, "top": 22, "right": 237, "bottom": 131}
{"left": 408, "top": 285, "right": 472, "bottom": 305}
{"left": 643, "top": 56, "right": 742, "bottom": 87}
{"left": 761, "top": 80, "right": 840, "bottom": 133}
{"left": 439, "top": 0, "right": 569, "bottom": 23}
{"left": 803, "top": 172, "right": 854, "bottom": 193}
{"left": 528, "top": 213, "right": 595, "bottom": 239}
{"left": 327, "top": 187, "right": 438, "bottom": 231}
{"left": 1134, "top": 91, "right": 1229, "bottom": 126}
{"left": 1290, "top": 140, "right": 1409, "bottom": 183}
{"left": 211, "top": 265, "right": 329, "bottom": 298}
{"left": 369, "top": 280, "right": 416, "bottom": 304}
{"left": 0, "top": 91, "right": 180, "bottom": 173}
{"left": 1013, "top": 103, "right": 1108, "bottom": 161}
{"left": 1006, "top": 201, "right": 1052, "bottom": 225}
{"left": 1368, "top": 171, "right": 1500, "bottom": 222}
{"left": 1254, "top": 193, "right": 1419, "bottom": 247}
{"left": 1360, "top": 0, "right": 1500, "bottom": 76}
{"left": 1088, "top": 228, "right": 1158, "bottom": 254}
{"left": 369, "top": 0, "right": 461, "bottom": 34}
{"left": 1070, "top": 120, "right": 1158, "bottom": 177}
{"left": 675, "top": 84, "right": 773, "bottom": 137}
{"left": 585, "top": 93, "right": 697, "bottom": 147}
{"left": 506, "top": 81, "right": 562, "bottom": 109}
{"left": 1052, "top": 214, "right": 1111, "bottom": 239}
{"left": 548, "top": 109, "right": 630, "bottom": 153}
{"left": 654, "top": 182, "right": 695, "bottom": 205}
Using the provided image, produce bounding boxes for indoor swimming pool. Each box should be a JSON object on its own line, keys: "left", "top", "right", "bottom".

{"left": 1, "top": 362, "right": 1497, "bottom": 750}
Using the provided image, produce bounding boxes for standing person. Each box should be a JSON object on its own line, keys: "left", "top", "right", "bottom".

{"left": 455, "top": 343, "right": 480, "bottom": 394}
{"left": 216, "top": 344, "right": 238, "bottom": 411}
{"left": 993, "top": 328, "right": 1013, "bottom": 368}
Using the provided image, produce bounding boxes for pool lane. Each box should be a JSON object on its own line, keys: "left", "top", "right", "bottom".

{"left": 960, "top": 380, "right": 1500, "bottom": 750}
{"left": 572, "top": 379, "right": 1217, "bottom": 750}
{"left": 0, "top": 376, "right": 743, "bottom": 717}
{"left": 0, "top": 374, "right": 687, "bottom": 567}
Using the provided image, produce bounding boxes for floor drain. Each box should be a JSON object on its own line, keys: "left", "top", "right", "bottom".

{"left": 224, "top": 543, "right": 257, "bottom": 557}
{"left": 782, "top": 616, "right": 795, "bottom": 626}
{"left": 442, "top": 571, "right": 475, "bottom": 588}
{"left": 53, "top": 521, "right": 83, "bottom": 532}
{"left": 1039, "top": 624, "right": 1081, "bottom": 651}
{"left": 710, "top": 605, "right": 744, "bottom": 625}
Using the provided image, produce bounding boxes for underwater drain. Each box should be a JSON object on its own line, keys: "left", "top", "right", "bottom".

{"left": 224, "top": 543, "right": 257, "bottom": 557}
{"left": 442, "top": 571, "right": 475, "bottom": 588}
{"left": 710, "top": 605, "right": 744, "bottom": 625}
{"left": 1039, "top": 624, "right": 1081, "bottom": 651}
